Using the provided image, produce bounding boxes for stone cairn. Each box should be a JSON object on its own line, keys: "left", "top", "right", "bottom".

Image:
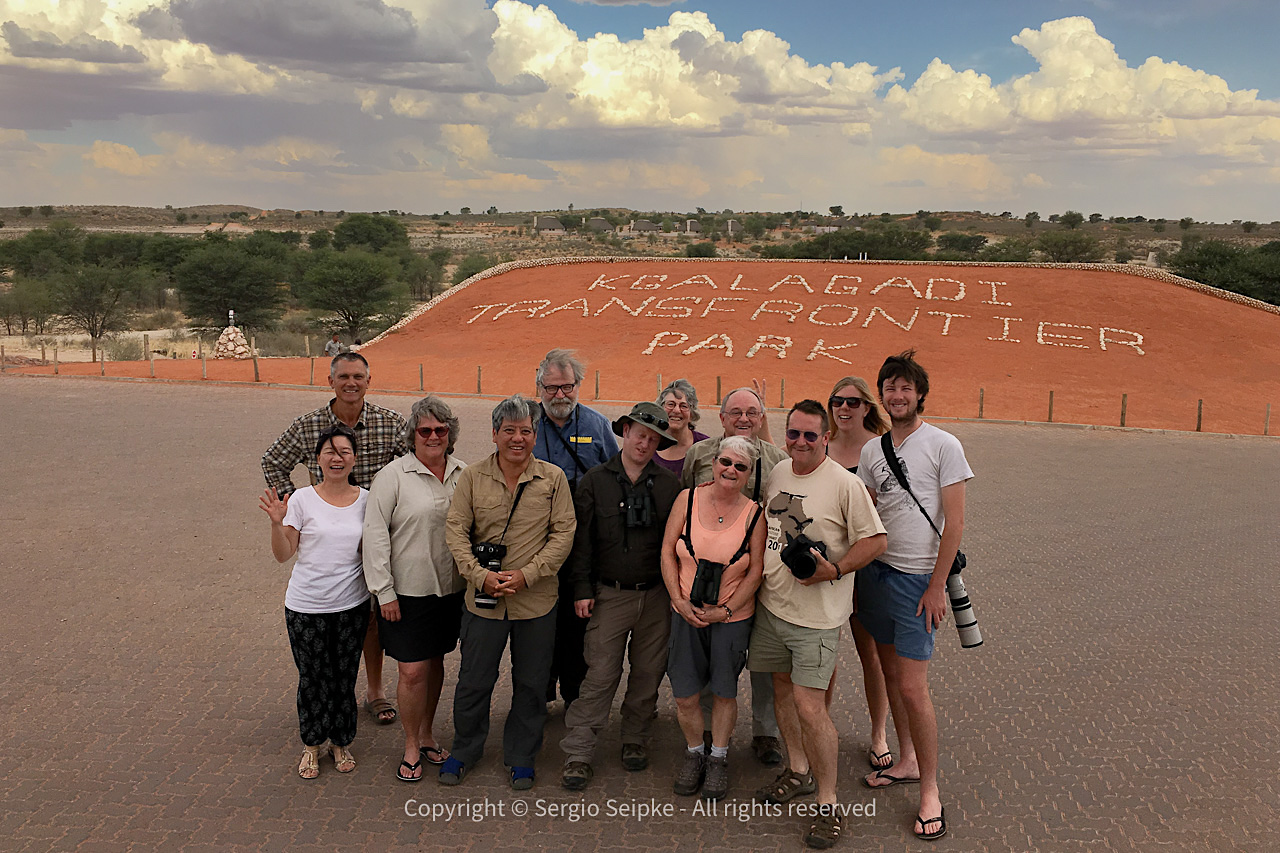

{"left": 213, "top": 326, "right": 252, "bottom": 360}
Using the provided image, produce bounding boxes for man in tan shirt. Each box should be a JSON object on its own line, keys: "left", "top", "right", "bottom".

{"left": 442, "top": 395, "right": 576, "bottom": 790}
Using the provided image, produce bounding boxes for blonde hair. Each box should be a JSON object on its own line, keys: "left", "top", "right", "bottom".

{"left": 827, "top": 376, "right": 888, "bottom": 437}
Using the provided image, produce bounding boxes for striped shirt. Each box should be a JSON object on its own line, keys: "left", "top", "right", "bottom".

{"left": 262, "top": 398, "right": 409, "bottom": 496}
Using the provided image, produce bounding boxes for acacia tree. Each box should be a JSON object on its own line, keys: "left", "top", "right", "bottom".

{"left": 1059, "top": 210, "right": 1084, "bottom": 229}
{"left": 299, "top": 249, "right": 405, "bottom": 339}
{"left": 1035, "top": 231, "right": 1102, "bottom": 262}
{"left": 53, "top": 263, "right": 138, "bottom": 360}
{"left": 174, "top": 241, "right": 285, "bottom": 328}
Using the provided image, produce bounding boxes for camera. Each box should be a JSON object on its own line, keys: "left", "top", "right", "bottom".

{"left": 471, "top": 542, "right": 507, "bottom": 610}
{"left": 946, "top": 555, "right": 982, "bottom": 648}
{"left": 779, "top": 534, "right": 827, "bottom": 580}
{"left": 689, "top": 559, "right": 724, "bottom": 608}
{"left": 625, "top": 488, "right": 655, "bottom": 528}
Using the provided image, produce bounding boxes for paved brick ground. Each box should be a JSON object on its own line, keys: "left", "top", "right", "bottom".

{"left": 1, "top": 375, "right": 1277, "bottom": 852}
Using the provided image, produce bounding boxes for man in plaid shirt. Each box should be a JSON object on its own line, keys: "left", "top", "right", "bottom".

{"left": 262, "top": 351, "right": 410, "bottom": 725}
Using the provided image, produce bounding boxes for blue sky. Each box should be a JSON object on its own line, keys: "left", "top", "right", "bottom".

{"left": 1, "top": 0, "right": 1278, "bottom": 220}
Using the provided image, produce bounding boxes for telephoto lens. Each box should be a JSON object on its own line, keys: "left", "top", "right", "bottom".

{"left": 946, "top": 573, "right": 982, "bottom": 648}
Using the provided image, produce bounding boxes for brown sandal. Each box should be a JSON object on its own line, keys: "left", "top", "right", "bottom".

{"left": 329, "top": 743, "right": 356, "bottom": 773}
{"left": 754, "top": 768, "right": 816, "bottom": 804}
{"left": 298, "top": 745, "right": 321, "bottom": 779}
{"left": 804, "top": 813, "right": 843, "bottom": 849}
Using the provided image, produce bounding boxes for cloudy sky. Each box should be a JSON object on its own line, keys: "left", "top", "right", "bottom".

{"left": 2, "top": 0, "right": 1278, "bottom": 221}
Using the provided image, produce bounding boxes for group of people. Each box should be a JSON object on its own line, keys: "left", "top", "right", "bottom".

{"left": 259, "top": 346, "right": 973, "bottom": 848}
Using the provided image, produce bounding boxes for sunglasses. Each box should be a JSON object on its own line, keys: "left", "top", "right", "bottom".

{"left": 785, "top": 428, "right": 822, "bottom": 443}
{"left": 715, "top": 456, "right": 751, "bottom": 472}
{"left": 416, "top": 425, "right": 450, "bottom": 439}
{"left": 829, "top": 395, "right": 866, "bottom": 409}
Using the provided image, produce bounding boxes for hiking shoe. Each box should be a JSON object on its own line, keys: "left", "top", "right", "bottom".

{"left": 753, "top": 735, "right": 783, "bottom": 766}
{"left": 673, "top": 750, "right": 706, "bottom": 796}
{"left": 561, "top": 761, "right": 593, "bottom": 791}
{"left": 755, "top": 768, "right": 817, "bottom": 804}
{"left": 702, "top": 754, "right": 729, "bottom": 801}
{"left": 621, "top": 743, "right": 648, "bottom": 772}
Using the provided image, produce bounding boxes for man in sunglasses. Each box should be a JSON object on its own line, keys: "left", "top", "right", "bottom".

{"left": 559, "top": 402, "right": 682, "bottom": 790}
{"left": 262, "top": 351, "right": 410, "bottom": 727}
{"left": 531, "top": 348, "right": 620, "bottom": 710}
{"left": 680, "top": 386, "right": 790, "bottom": 765}
{"left": 855, "top": 350, "right": 973, "bottom": 842}
{"left": 751, "top": 399, "right": 886, "bottom": 848}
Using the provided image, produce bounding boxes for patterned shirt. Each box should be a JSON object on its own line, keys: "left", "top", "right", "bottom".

{"left": 262, "top": 398, "right": 409, "bottom": 496}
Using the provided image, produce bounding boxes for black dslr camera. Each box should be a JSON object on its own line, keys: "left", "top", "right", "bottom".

{"left": 779, "top": 534, "right": 827, "bottom": 580}
{"left": 471, "top": 542, "right": 507, "bottom": 610}
{"left": 689, "top": 559, "right": 724, "bottom": 608}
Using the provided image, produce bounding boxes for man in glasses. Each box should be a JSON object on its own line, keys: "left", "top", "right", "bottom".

{"left": 531, "top": 348, "right": 620, "bottom": 710}
{"left": 751, "top": 400, "right": 886, "bottom": 848}
{"left": 262, "top": 351, "right": 409, "bottom": 727}
{"left": 856, "top": 350, "right": 973, "bottom": 842}
{"left": 680, "top": 386, "right": 790, "bottom": 766}
{"left": 559, "top": 403, "right": 682, "bottom": 790}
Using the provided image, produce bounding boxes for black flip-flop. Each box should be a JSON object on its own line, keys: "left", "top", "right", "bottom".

{"left": 868, "top": 749, "right": 895, "bottom": 770}
{"left": 861, "top": 770, "right": 921, "bottom": 789}
{"left": 397, "top": 756, "right": 423, "bottom": 783}
{"left": 420, "top": 746, "right": 449, "bottom": 766}
{"left": 914, "top": 808, "right": 947, "bottom": 841}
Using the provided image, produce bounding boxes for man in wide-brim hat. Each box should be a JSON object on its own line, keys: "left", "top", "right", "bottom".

{"left": 559, "top": 402, "right": 682, "bottom": 790}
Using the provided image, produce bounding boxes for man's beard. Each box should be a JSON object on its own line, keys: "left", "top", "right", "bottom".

{"left": 546, "top": 398, "right": 575, "bottom": 422}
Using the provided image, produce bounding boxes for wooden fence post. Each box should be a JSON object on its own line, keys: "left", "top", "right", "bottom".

{"left": 304, "top": 336, "right": 311, "bottom": 358}
{"left": 54, "top": 344, "right": 59, "bottom": 375}
{"left": 1265, "top": 403, "right": 1271, "bottom": 436}
{"left": 251, "top": 336, "right": 260, "bottom": 382}
{"left": 716, "top": 376, "right": 722, "bottom": 405}
{"left": 1120, "top": 394, "right": 1128, "bottom": 427}
{"left": 419, "top": 364, "right": 424, "bottom": 392}
{"left": 1047, "top": 390, "right": 1054, "bottom": 423}
{"left": 779, "top": 378, "right": 785, "bottom": 408}
{"left": 145, "top": 334, "right": 154, "bottom": 377}
{"left": 309, "top": 357, "right": 315, "bottom": 386}
{"left": 100, "top": 346, "right": 106, "bottom": 376}
{"left": 594, "top": 369, "right": 600, "bottom": 400}
{"left": 477, "top": 366, "right": 482, "bottom": 395}
{"left": 1, "top": 345, "right": 5, "bottom": 373}
{"left": 202, "top": 355, "right": 207, "bottom": 380}
{"left": 1196, "top": 399, "right": 1203, "bottom": 432}
{"left": 41, "top": 343, "right": 46, "bottom": 363}
{"left": 657, "top": 373, "right": 662, "bottom": 399}
{"left": 978, "top": 388, "right": 984, "bottom": 419}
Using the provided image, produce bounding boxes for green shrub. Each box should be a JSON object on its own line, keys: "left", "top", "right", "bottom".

{"left": 104, "top": 335, "right": 144, "bottom": 361}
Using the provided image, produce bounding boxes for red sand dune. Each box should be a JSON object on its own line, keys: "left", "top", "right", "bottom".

{"left": 16, "top": 259, "right": 1280, "bottom": 436}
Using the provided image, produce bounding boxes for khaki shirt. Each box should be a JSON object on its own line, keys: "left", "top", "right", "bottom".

{"left": 445, "top": 454, "right": 576, "bottom": 620}
{"left": 363, "top": 453, "right": 468, "bottom": 605}
{"left": 681, "top": 436, "right": 789, "bottom": 501}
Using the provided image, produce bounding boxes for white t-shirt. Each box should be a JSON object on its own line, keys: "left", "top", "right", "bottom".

{"left": 858, "top": 422, "right": 973, "bottom": 575}
{"left": 282, "top": 486, "right": 371, "bottom": 613}
{"left": 761, "top": 457, "right": 886, "bottom": 629}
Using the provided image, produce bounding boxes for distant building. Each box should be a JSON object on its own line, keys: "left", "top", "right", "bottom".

{"left": 674, "top": 219, "right": 702, "bottom": 234}
{"left": 631, "top": 219, "right": 660, "bottom": 233}
{"left": 534, "top": 215, "right": 565, "bottom": 233}
{"left": 726, "top": 220, "right": 743, "bottom": 235}
{"left": 587, "top": 217, "right": 613, "bottom": 232}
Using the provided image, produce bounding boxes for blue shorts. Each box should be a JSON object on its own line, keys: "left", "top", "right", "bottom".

{"left": 855, "top": 560, "right": 935, "bottom": 661}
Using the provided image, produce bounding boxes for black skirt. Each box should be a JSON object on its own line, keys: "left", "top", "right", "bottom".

{"left": 376, "top": 591, "right": 465, "bottom": 662}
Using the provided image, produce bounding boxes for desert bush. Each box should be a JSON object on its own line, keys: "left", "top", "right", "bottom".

{"left": 104, "top": 335, "right": 144, "bottom": 361}
{"left": 135, "top": 308, "right": 181, "bottom": 329}
{"left": 252, "top": 330, "right": 312, "bottom": 357}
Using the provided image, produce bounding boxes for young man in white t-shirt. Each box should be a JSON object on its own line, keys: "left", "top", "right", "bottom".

{"left": 856, "top": 351, "right": 973, "bottom": 842}
{"left": 750, "top": 400, "right": 886, "bottom": 849}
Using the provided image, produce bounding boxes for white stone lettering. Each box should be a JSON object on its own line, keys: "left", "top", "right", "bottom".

{"left": 988, "top": 316, "right": 1023, "bottom": 342}
{"left": 823, "top": 275, "right": 860, "bottom": 295}
{"left": 869, "top": 277, "right": 922, "bottom": 298}
{"left": 861, "top": 306, "right": 919, "bottom": 331}
{"left": 588, "top": 274, "right": 631, "bottom": 291}
{"left": 701, "top": 297, "right": 747, "bottom": 318}
{"left": 807, "top": 304, "right": 859, "bottom": 327}
{"left": 538, "top": 298, "right": 590, "bottom": 318}
{"left": 1099, "top": 327, "right": 1146, "bottom": 356}
{"left": 492, "top": 300, "right": 551, "bottom": 320}
{"left": 746, "top": 335, "right": 792, "bottom": 359}
{"left": 729, "top": 274, "right": 757, "bottom": 292}
{"left": 642, "top": 332, "right": 689, "bottom": 355}
{"left": 927, "top": 311, "right": 969, "bottom": 336}
{"left": 769, "top": 274, "right": 814, "bottom": 293}
{"left": 670, "top": 274, "right": 717, "bottom": 290}
{"left": 925, "top": 278, "right": 965, "bottom": 301}
{"left": 595, "top": 296, "right": 657, "bottom": 317}
{"left": 980, "top": 280, "right": 1012, "bottom": 306}
{"left": 467, "top": 304, "right": 506, "bottom": 324}
{"left": 751, "top": 299, "right": 804, "bottom": 323}
{"left": 647, "top": 296, "right": 703, "bottom": 318}
{"left": 630, "top": 274, "right": 669, "bottom": 290}
{"left": 806, "top": 339, "right": 858, "bottom": 364}
{"left": 1037, "top": 321, "right": 1092, "bottom": 349}
{"left": 683, "top": 334, "right": 734, "bottom": 357}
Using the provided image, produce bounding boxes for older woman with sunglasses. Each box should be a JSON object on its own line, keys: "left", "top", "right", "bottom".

{"left": 824, "top": 377, "right": 896, "bottom": 772}
{"left": 660, "top": 435, "right": 766, "bottom": 801}
{"left": 260, "top": 425, "right": 370, "bottom": 779}
{"left": 654, "top": 379, "right": 710, "bottom": 476}
{"left": 363, "top": 396, "right": 468, "bottom": 782}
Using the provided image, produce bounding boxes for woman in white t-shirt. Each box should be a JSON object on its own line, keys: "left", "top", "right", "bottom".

{"left": 260, "top": 424, "right": 371, "bottom": 780}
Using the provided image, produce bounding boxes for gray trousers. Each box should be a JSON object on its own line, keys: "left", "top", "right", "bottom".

{"left": 560, "top": 585, "right": 671, "bottom": 764}
{"left": 451, "top": 608, "right": 557, "bottom": 768}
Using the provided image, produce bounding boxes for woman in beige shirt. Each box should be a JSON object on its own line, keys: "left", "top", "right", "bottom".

{"left": 363, "top": 396, "right": 467, "bottom": 782}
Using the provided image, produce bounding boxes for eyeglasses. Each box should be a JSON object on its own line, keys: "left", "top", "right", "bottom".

{"left": 829, "top": 395, "right": 866, "bottom": 409}
{"left": 715, "top": 456, "right": 751, "bottom": 472}
{"left": 416, "top": 426, "right": 450, "bottom": 439}
{"left": 662, "top": 400, "right": 691, "bottom": 412}
{"left": 724, "top": 409, "right": 762, "bottom": 420}
{"left": 540, "top": 382, "right": 578, "bottom": 396}
{"left": 785, "top": 428, "right": 822, "bottom": 443}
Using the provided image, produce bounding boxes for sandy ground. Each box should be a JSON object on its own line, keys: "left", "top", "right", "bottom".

{"left": 1, "top": 375, "right": 1276, "bottom": 851}
{"left": 7, "top": 260, "right": 1279, "bottom": 435}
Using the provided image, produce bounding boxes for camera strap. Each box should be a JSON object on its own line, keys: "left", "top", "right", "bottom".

{"left": 543, "top": 405, "right": 588, "bottom": 487}
{"left": 681, "top": 486, "right": 763, "bottom": 565}
{"left": 497, "top": 479, "right": 531, "bottom": 546}
{"left": 879, "top": 432, "right": 945, "bottom": 540}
